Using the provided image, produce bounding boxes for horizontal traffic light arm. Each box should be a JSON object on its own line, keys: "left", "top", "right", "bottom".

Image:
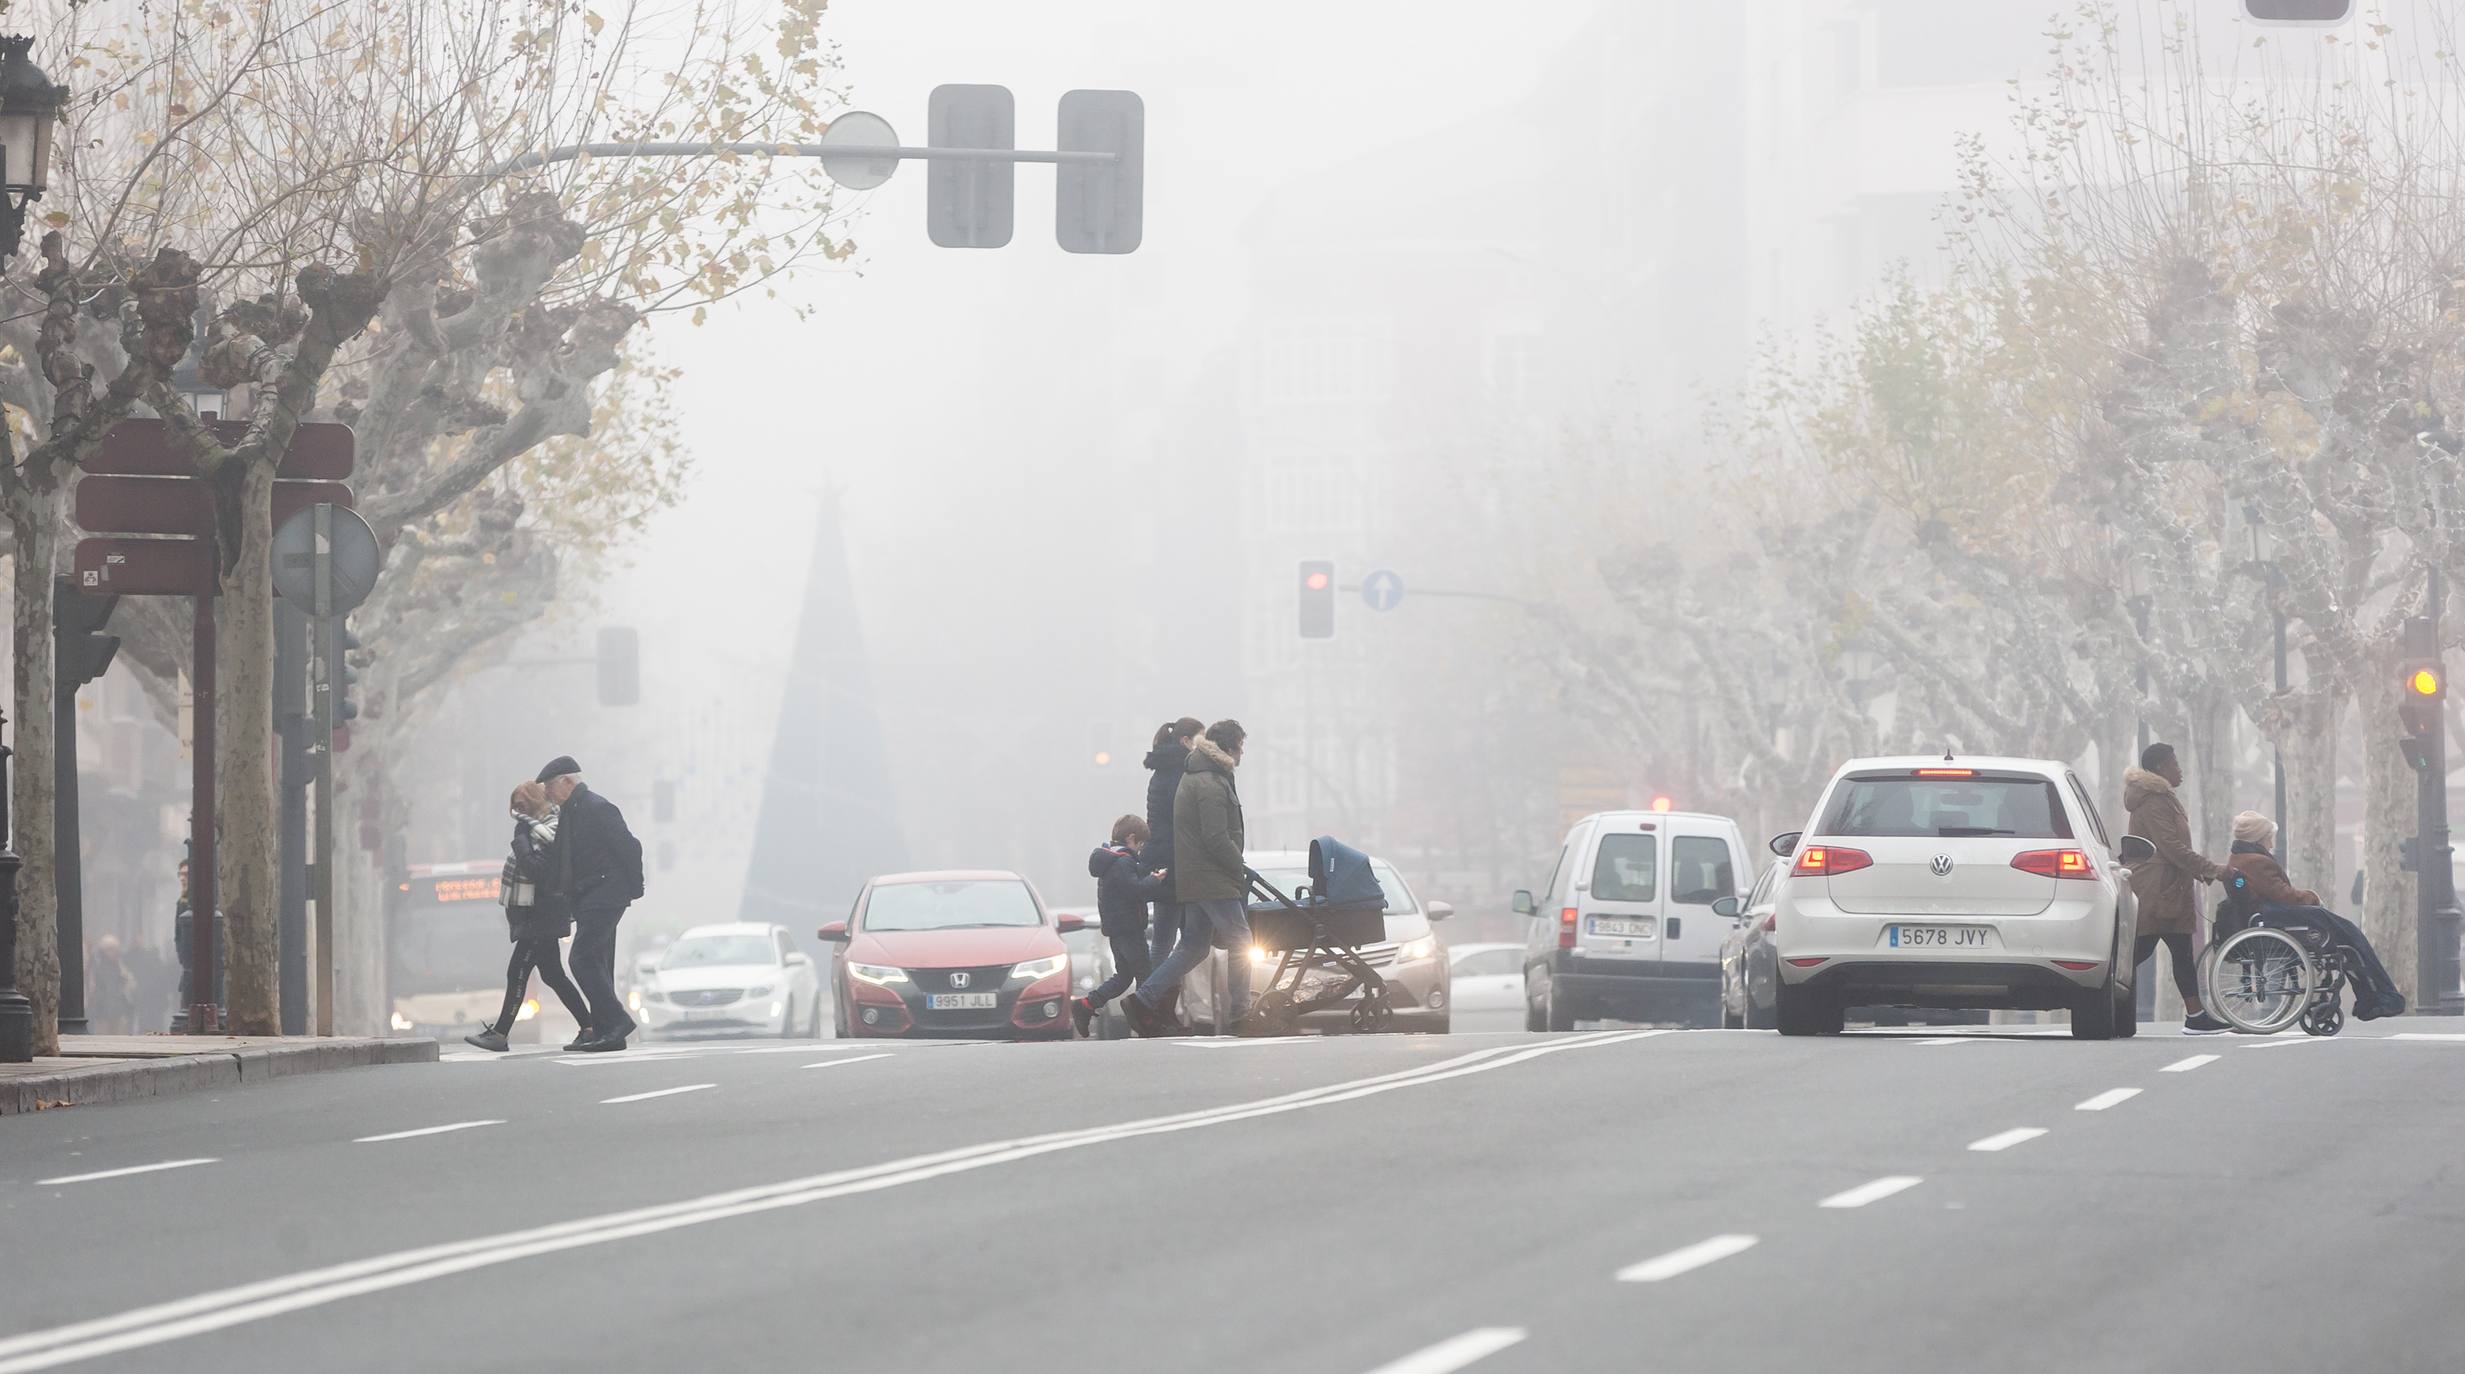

{"left": 499, "top": 140, "right": 1119, "bottom": 174}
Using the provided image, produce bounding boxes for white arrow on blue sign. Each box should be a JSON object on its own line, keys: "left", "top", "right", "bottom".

{"left": 1361, "top": 568, "right": 1405, "bottom": 612}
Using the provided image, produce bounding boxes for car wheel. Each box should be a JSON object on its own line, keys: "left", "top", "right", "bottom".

{"left": 2112, "top": 973, "right": 2138, "bottom": 1039}
{"left": 1776, "top": 980, "right": 1840, "bottom": 1036}
{"left": 1524, "top": 988, "right": 1546, "bottom": 1033}
{"left": 1742, "top": 991, "right": 1768, "bottom": 1031}
{"left": 832, "top": 986, "right": 850, "bottom": 1039}
{"left": 2072, "top": 976, "right": 2120, "bottom": 1040}
{"left": 1721, "top": 995, "right": 1744, "bottom": 1030}
{"left": 1544, "top": 983, "right": 1576, "bottom": 1033}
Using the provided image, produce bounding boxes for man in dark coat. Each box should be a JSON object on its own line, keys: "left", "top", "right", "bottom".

{"left": 541, "top": 756, "right": 646, "bottom": 1051}
{"left": 1124, "top": 720, "right": 1249, "bottom": 1037}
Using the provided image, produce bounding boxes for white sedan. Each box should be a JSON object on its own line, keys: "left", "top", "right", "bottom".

{"left": 1445, "top": 943, "right": 1526, "bottom": 1032}
{"left": 1770, "top": 756, "right": 2153, "bottom": 1040}
{"left": 639, "top": 922, "right": 825, "bottom": 1039}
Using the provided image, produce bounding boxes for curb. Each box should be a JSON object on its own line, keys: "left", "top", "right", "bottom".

{"left": 0, "top": 1038, "right": 440, "bottom": 1116}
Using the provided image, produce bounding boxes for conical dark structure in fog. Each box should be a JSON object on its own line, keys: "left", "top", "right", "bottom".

{"left": 740, "top": 495, "right": 906, "bottom": 927}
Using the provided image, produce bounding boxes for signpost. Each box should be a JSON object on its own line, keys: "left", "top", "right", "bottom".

{"left": 1361, "top": 569, "right": 1406, "bottom": 613}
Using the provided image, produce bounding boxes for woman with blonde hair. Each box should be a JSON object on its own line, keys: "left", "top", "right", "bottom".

{"left": 464, "top": 780, "right": 592, "bottom": 1052}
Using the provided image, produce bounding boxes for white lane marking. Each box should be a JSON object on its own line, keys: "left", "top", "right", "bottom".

{"left": 2390, "top": 1033, "right": 2465, "bottom": 1041}
{"left": 1179, "top": 1037, "right": 1318, "bottom": 1048}
{"left": 737, "top": 1043, "right": 880, "bottom": 1055}
{"left": 801, "top": 1054, "right": 893, "bottom": 1071}
{"left": 1818, "top": 1176, "right": 1923, "bottom": 1209}
{"left": 0, "top": 1032, "right": 1659, "bottom": 1373}
{"left": 2241, "top": 1036, "right": 2324, "bottom": 1050}
{"left": 599, "top": 1084, "right": 715, "bottom": 1105}
{"left": 1615, "top": 1234, "right": 1759, "bottom": 1283}
{"left": 1966, "top": 1127, "right": 2047, "bottom": 1153}
{"left": 2075, "top": 1088, "right": 2141, "bottom": 1111}
{"left": 352, "top": 1121, "right": 505, "bottom": 1144}
{"left": 2160, "top": 1054, "right": 2220, "bottom": 1073}
{"left": 36, "top": 1159, "right": 218, "bottom": 1187}
{"left": 1362, "top": 1328, "right": 1528, "bottom": 1374}
{"left": 1913, "top": 1037, "right": 1983, "bottom": 1046}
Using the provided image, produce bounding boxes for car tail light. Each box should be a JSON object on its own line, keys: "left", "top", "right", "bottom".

{"left": 1914, "top": 768, "right": 1974, "bottom": 778}
{"left": 2053, "top": 959, "right": 2102, "bottom": 971}
{"left": 1785, "top": 956, "right": 1829, "bottom": 968}
{"left": 1793, "top": 845, "right": 1872, "bottom": 877}
{"left": 2011, "top": 848, "right": 2096, "bottom": 880}
{"left": 1557, "top": 907, "right": 1579, "bottom": 949}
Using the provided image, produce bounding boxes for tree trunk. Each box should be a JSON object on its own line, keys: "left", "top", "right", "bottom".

{"left": 8, "top": 496, "right": 60, "bottom": 1055}
{"left": 2278, "top": 691, "right": 2344, "bottom": 908}
{"left": 2188, "top": 687, "right": 2238, "bottom": 860}
{"left": 215, "top": 461, "right": 281, "bottom": 1034}
{"left": 2359, "top": 697, "right": 2419, "bottom": 997}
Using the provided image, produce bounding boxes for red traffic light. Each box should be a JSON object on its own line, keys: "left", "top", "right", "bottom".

{"left": 1304, "top": 571, "right": 1330, "bottom": 592}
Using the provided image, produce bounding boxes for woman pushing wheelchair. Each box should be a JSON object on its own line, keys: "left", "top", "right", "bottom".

{"left": 2210, "top": 810, "right": 2406, "bottom": 1029}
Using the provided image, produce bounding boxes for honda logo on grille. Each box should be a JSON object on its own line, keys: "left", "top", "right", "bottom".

{"left": 948, "top": 971, "right": 972, "bottom": 989}
{"left": 1929, "top": 854, "right": 1955, "bottom": 877}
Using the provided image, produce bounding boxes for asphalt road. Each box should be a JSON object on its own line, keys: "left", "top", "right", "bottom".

{"left": 3, "top": 1020, "right": 2461, "bottom": 1374}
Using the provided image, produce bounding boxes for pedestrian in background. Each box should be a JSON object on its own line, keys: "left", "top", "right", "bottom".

{"left": 1074, "top": 814, "right": 1171, "bottom": 1036}
{"left": 1124, "top": 719, "right": 1251, "bottom": 1037}
{"left": 542, "top": 756, "right": 646, "bottom": 1052}
{"left": 1141, "top": 717, "right": 1203, "bottom": 1001}
{"left": 87, "top": 935, "right": 137, "bottom": 1035}
{"left": 466, "top": 782, "right": 592, "bottom": 1053}
{"left": 2123, "top": 742, "right": 2229, "bottom": 1035}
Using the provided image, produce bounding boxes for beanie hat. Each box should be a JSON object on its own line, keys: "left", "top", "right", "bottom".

{"left": 536, "top": 755, "right": 581, "bottom": 783}
{"left": 2231, "top": 810, "right": 2276, "bottom": 847}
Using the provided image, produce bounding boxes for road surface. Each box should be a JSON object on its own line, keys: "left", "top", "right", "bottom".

{"left": 3, "top": 1022, "right": 2460, "bottom": 1372}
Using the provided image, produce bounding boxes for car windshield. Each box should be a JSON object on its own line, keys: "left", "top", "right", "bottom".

{"left": 864, "top": 880, "right": 1044, "bottom": 932}
{"left": 661, "top": 935, "right": 776, "bottom": 969}
{"left": 1820, "top": 776, "right": 2073, "bottom": 840}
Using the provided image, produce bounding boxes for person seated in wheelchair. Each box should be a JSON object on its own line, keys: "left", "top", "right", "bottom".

{"left": 2225, "top": 811, "right": 2406, "bottom": 1020}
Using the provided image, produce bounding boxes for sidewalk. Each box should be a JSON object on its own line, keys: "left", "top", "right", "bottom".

{"left": 0, "top": 1034, "right": 439, "bottom": 1115}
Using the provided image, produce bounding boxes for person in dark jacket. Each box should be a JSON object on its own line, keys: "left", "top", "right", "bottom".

{"left": 1141, "top": 718, "right": 1203, "bottom": 974}
{"left": 1072, "top": 815, "right": 1172, "bottom": 1036}
{"left": 1124, "top": 719, "right": 1250, "bottom": 1037}
{"left": 2224, "top": 811, "right": 2405, "bottom": 1019}
{"left": 466, "top": 782, "right": 592, "bottom": 1052}
{"left": 2123, "top": 742, "right": 2229, "bottom": 1033}
{"left": 541, "top": 756, "right": 646, "bottom": 1051}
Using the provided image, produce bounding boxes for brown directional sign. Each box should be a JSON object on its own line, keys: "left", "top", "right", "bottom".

{"left": 76, "top": 475, "right": 355, "bottom": 539}
{"left": 87, "top": 419, "right": 355, "bottom": 480}
{"left": 73, "top": 537, "right": 216, "bottom": 596}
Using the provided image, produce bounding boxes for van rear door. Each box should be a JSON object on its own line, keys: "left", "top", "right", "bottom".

{"left": 1662, "top": 825, "right": 1741, "bottom": 973}
{"left": 1576, "top": 819, "right": 1662, "bottom": 964}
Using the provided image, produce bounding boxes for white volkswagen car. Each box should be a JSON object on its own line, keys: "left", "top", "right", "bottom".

{"left": 1769, "top": 757, "right": 2155, "bottom": 1040}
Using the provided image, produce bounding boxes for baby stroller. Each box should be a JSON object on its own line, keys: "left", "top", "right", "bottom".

{"left": 1239, "top": 837, "right": 1392, "bottom": 1036}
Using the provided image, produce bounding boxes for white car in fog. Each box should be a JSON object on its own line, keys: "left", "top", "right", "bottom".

{"left": 1770, "top": 757, "right": 2154, "bottom": 1040}
{"left": 640, "top": 923, "right": 823, "bottom": 1039}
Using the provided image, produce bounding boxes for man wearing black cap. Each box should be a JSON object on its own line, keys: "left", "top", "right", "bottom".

{"left": 540, "top": 757, "right": 646, "bottom": 1051}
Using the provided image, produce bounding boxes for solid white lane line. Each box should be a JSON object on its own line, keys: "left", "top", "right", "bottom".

{"left": 800, "top": 1054, "right": 892, "bottom": 1071}
{"left": 2241, "top": 1036, "right": 2323, "bottom": 1050}
{"left": 1179, "top": 1037, "right": 1317, "bottom": 1048}
{"left": 2075, "top": 1088, "right": 2141, "bottom": 1111}
{"left": 0, "top": 1032, "right": 1664, "bottom": 1373}
{"left": 2390, "top": 1033, "right": 2465, "bottom": 1041}
{"left": 353, "top": 1121, "right": 504, "bottom": 1144}
{"left": 1818, "top": 1176, "right": 1922, "bottom": 1209}
{"left": 1914, "top": 1037, "right": 1979, "bottom": 1046}
{"left": 1616, "top": 1234, "right": 1759, "bottom": 1283}
{"left": 2160, "top": 1054, "right": 2220, "bottom": 1073}
{"left": 1966, "top": 1127, "right": 2047, "bottom": 1153}
{"left": 1362, "top": 1328, "right": 1527, "bottom": 1374}
{"left": 36, "top": 1160, "right": 218, "bottom": 1187}
{"left": 599, "top": 1084, "right": 715, "bottom": 1105}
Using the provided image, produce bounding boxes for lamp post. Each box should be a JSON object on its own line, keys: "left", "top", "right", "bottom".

{"left": 0, "top": 35, "right": 66, "bottom": 261}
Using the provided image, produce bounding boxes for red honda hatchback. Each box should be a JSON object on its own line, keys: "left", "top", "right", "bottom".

{"left": 822, "top": 871, "right": 1086, "bottom": 1040}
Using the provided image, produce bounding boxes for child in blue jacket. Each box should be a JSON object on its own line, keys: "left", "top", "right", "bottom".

{"left": 1074, "top": 815, "right": 1171, "bottom": 1036}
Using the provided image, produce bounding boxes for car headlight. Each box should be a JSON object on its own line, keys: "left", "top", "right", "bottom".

{"left": 1399, "top": 936, "right": 1440, "bottom": 963}
{"left": 743, "top": 984, "right": 775, "bottom": 999}
{"left": 1012, "top": 955, "right": 1069, "bottom": 981}
{"left": 1248, "top": 944, "right": 1268, "bottom": 965}
{"left": 629, "top": 989, "right": 646, "bottom": 1012}
{"left": 515, "top": 997, "right": 541, "bottom": 1022}
{"left": 849, "top": 963, "right": 908, "bottom": 986}
{"left": 389, "top": 1010, "right": 414, "bottom": 1032}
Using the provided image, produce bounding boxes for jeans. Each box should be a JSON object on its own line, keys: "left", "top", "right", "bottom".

{"left": 2262, "top": 905, "right": 2405, "bottom": 1013}
{"left": 1088, "top": 930, "right": 1153, "bottom": 1007}
{"left": 1137, "top": 897, "right": 1250, "bottom": 1032}
{"left": 492, "top": 937, "right": 589, "bottom": 1035}
{"left": 1147, "top": 900, "right": 1184, "bottom": 969}
{"left": 569, "top": 905, "right": 633, "bottom": 1035}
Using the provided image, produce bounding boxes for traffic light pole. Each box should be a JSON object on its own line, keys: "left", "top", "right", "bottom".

{"left": 275, "top": 601, "right": 311, "bottom": 1035}
{"left": 311, "top": 508, "right": 338, "bottom": 1036}
{"left": 53, "top": 615, "right": 86, "bottom": 1037}
{"left": 2418, "top": 567, "right": 2464, "bottom": 1013}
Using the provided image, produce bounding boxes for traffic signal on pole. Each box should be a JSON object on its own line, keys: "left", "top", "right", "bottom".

{"left": 1298, "top": 560, "right": 1335, "bottom": 639}
{"left": 2399, "top": 644, "right": 2444, "bottom": 773}
{"left": 53, "top": 577, "right": 120, "bottom": 689}
{"left": 2243, "top": 1, "right": 2352, "bottom": 23}
{"left": 335, "top": 622, "right": 362, "bottom": 724}
{"left": 1056, "top": 89, "right": 1144, "bottom": 254}
{"left": 597, "top": 626, "right": 640, "bottom": 707}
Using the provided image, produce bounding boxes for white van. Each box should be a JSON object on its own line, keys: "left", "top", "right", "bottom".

{"left": 1515, "top": 810, "right": 1749, "bottom": 1030}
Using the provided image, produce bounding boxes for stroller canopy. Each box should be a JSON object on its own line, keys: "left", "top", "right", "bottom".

{"left": 1308, "top": 837, "right": 1387, "bottom": 908}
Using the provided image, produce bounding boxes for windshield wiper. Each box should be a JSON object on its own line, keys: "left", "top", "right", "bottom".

{"left": 1936, "top": 826, "right": 2016, "bottom": 837}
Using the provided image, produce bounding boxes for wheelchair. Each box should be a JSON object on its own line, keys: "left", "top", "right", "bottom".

{"left": 2197, "top": 873, "right": 2353, "bottom": 1037}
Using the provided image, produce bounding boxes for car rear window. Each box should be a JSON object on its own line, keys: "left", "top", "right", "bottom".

{"left": 1590, "top": 835, "right": 1657, "bottom": 902}
{"left": 1819, "top": 776, "right": 2073, "bottom": 840}
{"left": 1670, "top": 836, "right": 1735, "bottom": 905}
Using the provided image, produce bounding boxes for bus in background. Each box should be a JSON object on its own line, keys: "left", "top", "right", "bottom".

{"left": 386, "top": 859, "right": 572, "bottom": 1045}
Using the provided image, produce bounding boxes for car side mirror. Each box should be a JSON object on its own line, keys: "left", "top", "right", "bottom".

{"left": 1711, "top": 896, "right": 1742, "bottom": 920}
{"left": 1056, "top": 913, "right": 1089, "bottom": 935}
{"left": 785, "top": 951, "right": 811, "bottom": 968}
{"left": 1426, "top": 901, "right": 1454, "bottom": 922}
{"left": 1769, "top": 831, "right": 1802, "bottom": 858}
{"left": 2118, "top": 834, "right": 2156, "bottom": 866}
{"left": 818, "top": 921, "right": 850, "bottom": 943}
{"left": 1511, "top": 889, "right": 1536, "bottom": 916}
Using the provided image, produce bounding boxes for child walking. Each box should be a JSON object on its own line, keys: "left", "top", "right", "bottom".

{"left": 1074, "top": 815, "right": 1171, "bottom": 1036}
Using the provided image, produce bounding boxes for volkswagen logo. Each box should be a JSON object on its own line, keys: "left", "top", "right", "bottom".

{"left": 1929, "top": 854, "right": 1956, "bottom": 878}
{"left": 948, "top": 971, "right": 972, "bottom": 989}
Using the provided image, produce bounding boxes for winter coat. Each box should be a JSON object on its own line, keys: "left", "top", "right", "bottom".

{"left": 557, "top": 783, "right": 645, "bottom": 913}
{"left": 2226, "top": 839, "right": 2320, "bottom": 910}
{"left": 1142, "top": 740, "right": 1190, "bottom": 876}
{"left": 504, "top": 811, "right": 572, "bottom": 944}
{"left": 1172, "top": 736, "right": 1247, "bottom": 903}
{"left": 1089, "top": 844, "right": 1171, "bottom": 936}
{"left": 2122, "top": 768, "right": 2223, "bottom": 937}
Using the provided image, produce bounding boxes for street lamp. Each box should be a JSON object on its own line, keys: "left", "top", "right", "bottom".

{"left": 0, "top": 35, "right": 66, "bottom": 261}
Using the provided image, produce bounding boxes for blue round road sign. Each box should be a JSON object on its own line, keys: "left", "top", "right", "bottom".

{"left": 1361, "top": 569, "right": 1405, "bottom": 612}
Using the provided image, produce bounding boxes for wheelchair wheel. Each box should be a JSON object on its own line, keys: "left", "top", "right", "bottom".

{"left": 2300, "top": 998, "right": 2344, "bottom": 1037}
{"left": 2202, "top": 927, "right": 2315, "bottom": 1035}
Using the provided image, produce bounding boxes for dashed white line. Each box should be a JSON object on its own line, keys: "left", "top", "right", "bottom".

{"left": 2160, "top": 1054, "right": 2219, "bottom": 1073}
{"left": 353, "top": 1121, "right": 504, "bottom": 1144}
{"left": 1914, "top": 1037, "right": 1982, "bottom": 1046}
{"left": 2241, "top": 1036, "right": 2324, "bottom": 1050}
{"left": 599, "top": 1084, "right": 716, "bottom": 1105}
{"left": 2075, "top": 1087, "right": 2141, "bottom": 1111}
{"left": 801, "top": 1054, "right": 893, "bottom": 1071}
{"left": 1818, "top": 1176, "right": 1923, "bottom": 1209}
{"left": 37, "top": 1159, "right": 218, "bottom": 1187}
{"left": 1966, "top": 1127, "right": 2047, "bottom": 1153}
{"left": 2390, "top": 1033, "right": 2465, "bottom": 1042}
{"left": 1616, "top": 1234, "right": 1759, "bottom": 1282}
{"left": 1363, "top": 1327, "right": 1528, "bottom": 1374}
